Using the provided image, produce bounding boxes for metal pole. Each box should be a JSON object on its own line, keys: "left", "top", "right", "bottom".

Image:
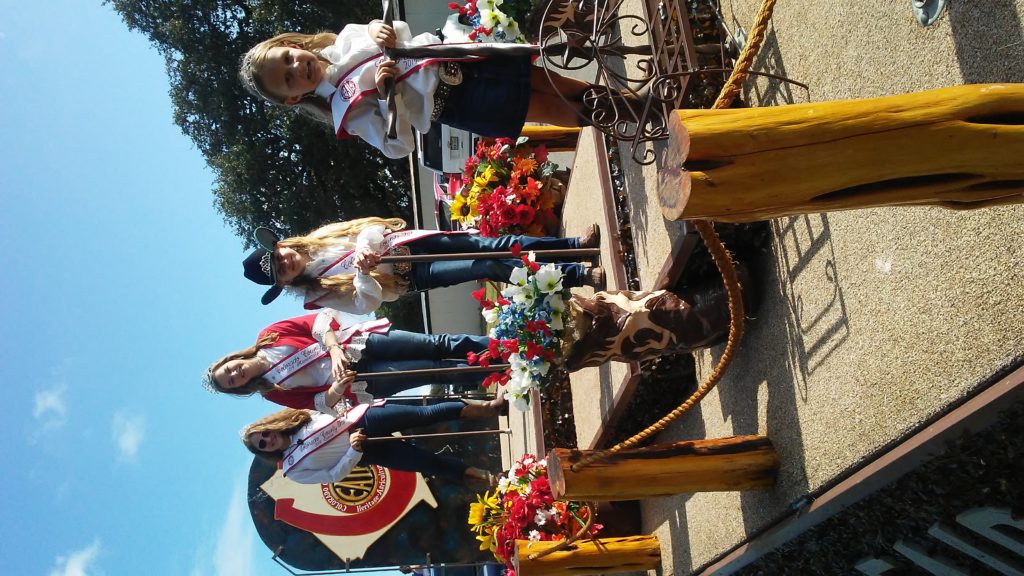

{"left": 379, "top": 247, "right": 601, "bottom": 264}
{"left": 356, "top": 364, "right": 510, "bottom": 380}
{"left": 363, "top": 429, "right": 513, "bottom": 443}
{"left": 380, "top": 0, "right": 399, "bottom": 139}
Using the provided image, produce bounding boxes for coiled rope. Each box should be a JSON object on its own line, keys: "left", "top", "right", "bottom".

{"left": 525, "top": 0, "right": 778, "bottom": 561}
{"left": 568, "top": 0, "right": 778, "bottom": 472}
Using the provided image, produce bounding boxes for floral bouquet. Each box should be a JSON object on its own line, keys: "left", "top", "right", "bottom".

{"left": 450, "top": 138, "right": 563, "bottom": 238}
{"left": 467, "top": 247, "right": 569, "bottom": 410}
{"left": 446, "top": 0, "right": 532, "bottom": 43}
{"left": 468, "top": 453, "right": 601, "bottom": 575}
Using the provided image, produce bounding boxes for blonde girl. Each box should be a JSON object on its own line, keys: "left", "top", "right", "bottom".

{"left": 241, "top": 402, "right": 502, "bottom": 484}
{"left": 238, "top": 20, "right": 595, "bottom": 158}
{"left": 242, "top": 217, "right": 602, "bottom": 313}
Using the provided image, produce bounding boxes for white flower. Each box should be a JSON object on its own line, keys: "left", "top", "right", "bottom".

{"left": 534, "top": 360, "right": 551, "bottom": 376}
{"left": 544, "top": 293, "right": 566, "bottom": 312}
{"left": 512, "top": 395, "right": 530, "bottom": 411}
{"left": 482, "top": 306, "right": 499, "bottom": 324}
{"left": 509, "top": 266, "right": 529, "bottom": 287}
{"left": 528, "top": 529, "right": 542, "bottom": 542}
{"left": 497, "top": 476, "right": 511, "bottom": 491}
{"left": 535, "top": 263, "right": 565, "bottom": 294}
{"left": 478, "top": 8, "right": 498, "bottom": 28}
{"left": 550, "top": 311, "right": 564, "bottom": 331}
{"left": 504, "top": 20, "right": 522, "bottom": 40}
{"left": 512, "top": 287, "right": 536, "bottom": 306}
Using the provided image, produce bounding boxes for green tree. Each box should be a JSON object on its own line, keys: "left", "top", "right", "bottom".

{"left": 106, "top": 0, "right": 412, "bottom": 243}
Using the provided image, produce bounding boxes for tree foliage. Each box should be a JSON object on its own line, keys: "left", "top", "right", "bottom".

{"left": 107, "top": 0, "right": 412, "bottom": 244}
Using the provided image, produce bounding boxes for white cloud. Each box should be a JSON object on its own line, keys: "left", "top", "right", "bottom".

{"left": 111, "top": 411, "right": 146, "bottom": 461}
{"left": 212, "top": 477, "right": 256, "bottom": 576}
{"left": 49, "top": 539, "right": 101, "bottom": 576}
{"left": 33, "top": 384, "right": 68, "bottom": 433}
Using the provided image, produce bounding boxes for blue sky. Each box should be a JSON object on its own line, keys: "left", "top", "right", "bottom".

{"left": 0, "top": 2, "right": 403, "bottom": 575}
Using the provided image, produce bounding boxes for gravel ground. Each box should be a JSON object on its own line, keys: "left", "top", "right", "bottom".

{"left": 595, "top": 0, "right": 1024, "bottom": 573}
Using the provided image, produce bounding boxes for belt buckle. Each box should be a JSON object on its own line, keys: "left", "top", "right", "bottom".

{"left": 438, "top": 61, "right": 463, "bottom": 86}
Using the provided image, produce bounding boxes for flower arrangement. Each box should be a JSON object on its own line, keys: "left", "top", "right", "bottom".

{"left": 450, "top": 137, "right": 563, "bottom": 238}
{"left": 447, "top": 0, "right": 532, "bottom": 42}
{"left": 468, "top": 453, "right": 601, "bottom": 575}
{"left": 468, "top": 247, "right": 569, "bottom": 411}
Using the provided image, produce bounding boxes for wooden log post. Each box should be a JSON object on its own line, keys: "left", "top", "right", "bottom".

{"left": 548, "top": 435, "right": 779, "bottom": 500}
{"left": 519, "top": 125, "right": 581, "bottom": 152}
{"left": 513, "top": 535, "right": 661, "bottom": 576}
{"left": 658, "top": 84, "right": 1024, "bottom": 223}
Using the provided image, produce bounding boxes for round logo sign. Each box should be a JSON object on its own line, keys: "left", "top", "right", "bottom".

{"left": 339, "top": 79, "right": 359, "bottom": 101}
{"left": 322, "top": 464, "right": 386, "bottom": 513}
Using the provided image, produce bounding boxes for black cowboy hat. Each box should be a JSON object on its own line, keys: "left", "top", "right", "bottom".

{"left": 242, "top": 227, "right": 284, "bottom": 305}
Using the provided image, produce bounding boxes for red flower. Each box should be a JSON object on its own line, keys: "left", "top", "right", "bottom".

{"left": 520, "top": 256, "right": 540, "bottom": 273}
{"left": 524, "top": 341, "right": 544, "bottom": 360}
{"left": 534, "top": 144, "right": 549, "bottom": 163}
{"left": 482, "top": 371, "right": 508, "bottom": 390}
{"left": 514, "top": 204, "right": 536, "bottom": 224}
{"left": 488, "top": 339, "right": 502, "bottom": 357}
{"left": 501, "top": 339, "right": 519, "bottom": 353}
{"left": 509, "top": 242, "right": 522, "bottom": 257}
{"left": 467, "top": 351, "right": 479, "bottom": 365}
{"left": 525, "top": 320, "right": 551, "bottom": 336}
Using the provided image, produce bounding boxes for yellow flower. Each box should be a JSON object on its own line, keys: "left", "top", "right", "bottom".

{"left": 450, "top": 191, "right": 480, "bottom": 227}
{"left": 468, "top": 490, "right": 501, "bottom": 528}
{"left": 468, "top": 501, "right": 486, "bottom": 526}
{"left": 473, "top": 166, "right": 498, "bottom": 189}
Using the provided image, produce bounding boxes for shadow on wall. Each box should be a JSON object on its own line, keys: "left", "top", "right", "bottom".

{"left": 948, "top": 0, "right": 1024, "bottom": 84}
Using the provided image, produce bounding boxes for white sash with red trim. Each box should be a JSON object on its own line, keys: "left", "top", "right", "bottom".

{"left": 281, "top": 402, "right": 378, "bottom": 476}
{"left": 260, "top": 318, "right": 393, "bottom": 388}
{"left": 327, "top": 46, "right": 485, "bottom": 138}
{"left": 262, "top": 343, "right": 328, "bottom": 387}
{"left": 316, "top": 229, "right": 447, "bottom": 278}
{"left": 335, "top": 317, "right": 392, "bottom": 345}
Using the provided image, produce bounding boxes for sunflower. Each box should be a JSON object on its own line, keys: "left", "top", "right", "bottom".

{"left": 450, "top": 190, "right": 480, "bottom": 227}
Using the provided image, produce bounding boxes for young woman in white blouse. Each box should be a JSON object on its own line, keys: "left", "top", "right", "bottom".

{"left": 206, "top": 310, "right": 491, "bottom": 412}
{"left": 241, "top": 393, "right": 503, "bottom": 484}
{"left": 242, "top": 217, "right": 602, "bottom": 314}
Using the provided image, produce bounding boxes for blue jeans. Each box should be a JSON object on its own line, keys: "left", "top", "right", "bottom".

{"left": 355, "top": 331, "right": 490, "bottom": 398}
{"left": 407, "top": 233, "right": 585, "bottom": 290}
{"left": 355, "top": 402, "right": 467, "bottom": 480}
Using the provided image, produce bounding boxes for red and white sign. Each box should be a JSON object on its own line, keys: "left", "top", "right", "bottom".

{"left": 261, "top": 463, "right": 436, "bottom": 559}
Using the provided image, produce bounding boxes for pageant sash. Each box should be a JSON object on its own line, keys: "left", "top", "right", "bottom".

{"left": 328, "top": 45, "right": 484, "bottom": 137}
{"left": 282, "top": 416, "right": 351, "bottom": 476}
{"left": 281, "top": 401, "right": 381, "bottom": 476}
{"left": 316, "top": 229, "right": 448, "bottom": 278}
{"left": 262, "top": 342, "right": 328, "bottom": 387}
{"left": 335, "top": 317, "right": 393, "bottom": 345}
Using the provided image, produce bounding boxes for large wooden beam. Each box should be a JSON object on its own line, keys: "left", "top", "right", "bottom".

{"left": 513, "top": 535, "right": 661, "bottom": 575}
{"left": 548, "top": 435, "right": 779, "bottom": 500}
{"left": 519, "top": 125, "right": 581, "bottom": 152}
{"left": 658, "top": 84, "right": 1024, "bottom": 223}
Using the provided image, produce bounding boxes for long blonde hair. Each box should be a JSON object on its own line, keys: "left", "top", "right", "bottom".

{"left": 239, "top": 31, "right": 338, "bottom": 124}
{"left": 240, "top": 408, "right": 314, "bottom": 461}
{"left": 204, "top": 332, "right": 281, "bottom": 396}
{"left": 283, "top": 217, "right": 411, "bottom": 298}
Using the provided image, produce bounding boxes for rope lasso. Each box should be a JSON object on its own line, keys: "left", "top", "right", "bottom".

{"left": 569, "top": 0, "right": 778, "bottom": 474}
